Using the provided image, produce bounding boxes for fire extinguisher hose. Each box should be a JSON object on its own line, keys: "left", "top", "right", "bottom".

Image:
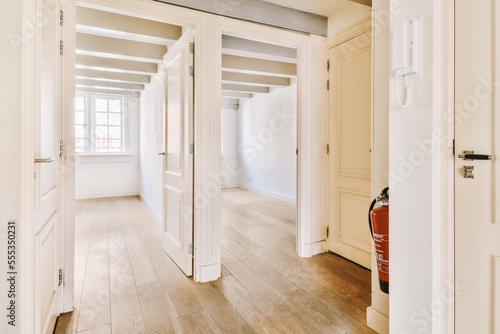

{"left": 368, "top": 198, "right": 377, "bottom": 239}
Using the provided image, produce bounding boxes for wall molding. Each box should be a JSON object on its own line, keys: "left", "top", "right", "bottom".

{"left": 140, "top": 193, "right": 162, "bottom": 225}
{"left": 367, "top": 306, "right": 389, "bottom": 334}
{"left": 325, "top": 18, "right": 372, "bottom": 49}
{"left": 238, "top": 184, "right": 296, "bottom": 205}
{"left": 76, "top": 190, "right": 139, "bottom": 200}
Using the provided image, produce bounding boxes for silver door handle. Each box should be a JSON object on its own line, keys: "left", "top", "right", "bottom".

{"left": 158, "top": 152, "right": 166, "bottom": 156}
{"left": 34, "top": 157, "right": 55, "bottom": 163}
{"left": 458, "top": 151, "right": 494, "bottom": 161}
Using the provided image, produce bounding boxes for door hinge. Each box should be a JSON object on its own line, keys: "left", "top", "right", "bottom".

{"left": 326, "top": 143, "right": 330, "bottom": 154}
{"left": 60, "top": 40, "right": 64, "bottom": 56}
{"left": 189, "top": 42, "right": 195, "bottom": 54}
{"left": 58, "top": 269, "right": 63, "bottom": 286}
{"left": 189, "top": 143, "right": 194, "bottom": 154}
{"left": 327, "top": 59, "right": 330, "bottom": 71}
{"left": 326, "top": 226, "right": 329, "bottom": 238}
{"left": 59, "top": 10, "right": 64, "bottom": 26}
{"left": 327, "top": 79, "right": 330, "bottom": 90}
{"left": 59, "top": 140, "right": 64, "bottom": 157}
{"left": 188, "top": 243, "right": 194, "bottom": 254}
{"left": 189, "top": 66, "right": 194, "bottom": 77}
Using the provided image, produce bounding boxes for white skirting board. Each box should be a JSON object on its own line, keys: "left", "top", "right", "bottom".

{"left": 238, "top": 184, "right": 296, "bottom": 204}
{"left": 299, "top": 240, "right": 327, "bottom": 258}
{"left": 367, "top": 306, "right": 389, "bottom": 334}
{"left": 75, "top": 190, "right": 139, "bottom": 200}
{"left": 139, "top": 193, "right": 162, "bottom": 226}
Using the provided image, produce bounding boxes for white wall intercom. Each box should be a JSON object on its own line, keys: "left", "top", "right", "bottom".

{"left": 392, "top": 16, "right": 422, "bottom": 107}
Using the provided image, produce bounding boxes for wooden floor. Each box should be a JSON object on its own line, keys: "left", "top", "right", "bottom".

{"left": 56, "top": 188, "right": 374, "bottom": 334}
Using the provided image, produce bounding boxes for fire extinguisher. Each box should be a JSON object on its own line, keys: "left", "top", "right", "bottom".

{"left": 368, "top": 187, "right": 389, "bottom": 294}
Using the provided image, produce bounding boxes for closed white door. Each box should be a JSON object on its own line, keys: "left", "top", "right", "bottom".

{"left": 33, "top": 0, "right": 63, "bottom": 333}
{"left": 455, "top": 0, "right": 500, "bottom": 332}
{"left": 328, "top": 31, "right": 372, "bottom": 269}
{"left": 161, "top": 29, "right": 194, "bottom": 276}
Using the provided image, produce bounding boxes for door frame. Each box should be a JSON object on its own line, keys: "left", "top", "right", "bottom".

{"left": 214, "top": 16, "right": 324, "bottom": 258}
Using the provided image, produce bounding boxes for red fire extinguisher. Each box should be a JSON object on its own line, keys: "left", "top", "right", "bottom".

{"left": 369, "top": 187, "right": 389, "bottom": 294}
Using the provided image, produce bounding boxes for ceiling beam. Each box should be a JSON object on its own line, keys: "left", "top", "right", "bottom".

{"left": 222, "top": 35, "right": 297, "bottom": 63}
{"left": 222, "top": 91, "right": 253, "bottom": 99}
{"left": 222, "top": 54, "right": 296, "bottom": 77}
{"left": 76, "top": 78, "right": 145, "bottom": 91}
{"left": 76, "top": 86, "right": 140, "bottom": 97}
{"left": 76, "top": 68, "right": 151, "bottom": 84}
{"left": 154, "top": 0, "right": 328, "bottom": 36}
{"left": 76, "top": 6, "right": 182, "bottom": 42}
{"left": 349, "top": 0, "right": 372, "bottom": 6}
{"left": 222, "top": 84, "right": 269, "bottom": 94}
{"left": 76, "top": 54, "right": 158, "bottom": 74}
{"left": 222, "top": 72, "right": 290, "bottom": 87}
{"left": 76, "top": 33, "right": 167, "bottom": 62}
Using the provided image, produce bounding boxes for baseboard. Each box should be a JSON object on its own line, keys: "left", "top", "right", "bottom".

{"left": 299, "top": 240, "right": 327, "bottom": 258}
{"left": 222, "top": 183, "right": 238, "bottom": 189}
{"left": 139, "top": 193, "right": 162, "bottom": 225}
{"left": 196, "top": 262, "right": 221, "bottom": 283}
{"left": 238, "top": 184, "right": 296, "bottom": 204}
{"left": 75, "top": 190, "right": 139, "bottom": 200}
{"left": 367, "top": 306, "right": 389, "bottom": 334}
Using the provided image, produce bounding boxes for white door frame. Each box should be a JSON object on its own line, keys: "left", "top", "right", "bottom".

{"left": 214, "top": 17, "right": 325, "bottom": 258}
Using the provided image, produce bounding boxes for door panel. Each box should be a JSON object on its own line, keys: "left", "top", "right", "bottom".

{"left": 328, "top": 31, "right": 372, "bottom": 269}
{"left": 162, "top": 29, "right": 194, "bottom": 276}
{"left": 34, "top": 0, "right": 62, "bottom": 333}
{"left": 455, "top": 0, "right": 500, "bottom": 332}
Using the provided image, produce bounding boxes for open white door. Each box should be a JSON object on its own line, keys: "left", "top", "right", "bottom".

{"left": 456, "top": 0, "right": 500, "bottom": 332}
{"left": 33, "top": 0, "right": 63, "bottom": 332}
{"left": 161, "top": 29, "right": 194, "bottom": 276}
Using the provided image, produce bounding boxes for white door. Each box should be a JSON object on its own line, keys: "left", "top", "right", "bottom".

{"left": 455, "top": 0, "right": 500, "bottom": 332}
{"left": 161, "top": 29, "right": 194, "bottom": 276}
{"left": 33, "top": 0, "right": 63, "bottom": 333}
{"left": 328, "top": 31, "right": 372, "bottom": 269}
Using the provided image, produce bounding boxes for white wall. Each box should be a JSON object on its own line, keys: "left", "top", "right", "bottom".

{"left": 237, "top": 80, "right": 297, "bottom": 203}
{"left": 0, "top": 2, "right": 23, "bottom": 334}
{"left": 328, "top": 3, "right": 372, "bottom": 37}
{"left": 388, "top": 0, "right": 451, "bottom": 332}
{"left": 139, "top": 72, "right": 165, "bottom": 221}
{"left": 221, "top": 107, "right": 239, "bottom": 188}
{"left": 75, "top": 96, "right": 140, "bottom": 199}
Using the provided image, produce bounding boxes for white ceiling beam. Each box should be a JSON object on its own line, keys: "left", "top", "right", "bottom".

{"left": 222, "top": 91, "right": 253, "bottom": 99}
{"left": 222, "top": 72, "right": 290, "bottom": 87}
{"left": 76, "top": 86, "right": 140, "bottom": 97}
{"left": 76, "top": 68, "right": 151, "bottom": 84}
{"left": 76, "top": 6, "right": 182, "bottom": 42}
{"left": 76, "top": 33, "right": 167, "bottom": 62}
{"left": 154, "top": 0, "right": 328, "bottom": 36}
{"left": 222, "top": 54, "right": 296, "bottom": 77}
{"left": 222, "top": 84, "right": 269, "bottom": 94}
{"left": 349, "top": 0, "right": 372, "bottom": 6}
{"left": 76, "top": 78, "right": 144, "bottom": 91}
{"left": 76, "top": 54, "right": 158, "bottom": 74}
{"left": 222, "top": 35, "right": 297, "bottom": 63}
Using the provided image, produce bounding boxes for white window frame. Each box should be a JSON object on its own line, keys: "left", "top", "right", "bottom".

{"left": 75, "top": 93, "right": 130, "bottom": 156}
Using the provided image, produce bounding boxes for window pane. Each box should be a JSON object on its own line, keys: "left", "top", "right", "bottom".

{"left": 95, "top": 138, "right": 108, "bottom": 152}
{"left": 109, "top": 139, "right": 121, "bottom": 151}
{"left": 109, "top": 113, "right": 121, "bottom": 126}
{"left": 75, "top": 139, "right": 85, "bottom": 153}
{"left": 95, "top": 112, "right": 108, "bottom": 126}
{"left": 109, "top": 99, "right": 121, "bottom": 112}
{"left": 95, "top": 98, "right": 108, "bottom": 112}
{"left": 75, "top": 111, "right": 85, "bottom": 125}
{"left": 75, "top": 125, "right": 85, "bottom": 139}
{"left": 96, "top": 126, "right": 108, "bottom": 139}
{"left": 75, "top": 96, "right": 85, "bottom": 111}
{"left": 109, "top": 126, "right": 121, "bottom": 139}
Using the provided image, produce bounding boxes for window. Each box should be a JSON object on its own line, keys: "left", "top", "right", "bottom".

{"left": 75, "top": 94, "right": 128, "bottom": 155}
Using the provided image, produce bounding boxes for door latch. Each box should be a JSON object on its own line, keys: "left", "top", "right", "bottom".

{"left": 463, "top": 166, "right": 475, "bottom": 179}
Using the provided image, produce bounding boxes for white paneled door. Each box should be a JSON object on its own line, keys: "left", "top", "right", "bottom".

{"left": 33, "top": 0, "right": 63, "bottom": 333}
{"left": 328, "top": 31, "right": 372, "bottom": 269}
{"left": 161, "top": 29, "right": 194, "bottom": 276}
{"left": 455, "top": 0, "right": 500, "bottom": 332}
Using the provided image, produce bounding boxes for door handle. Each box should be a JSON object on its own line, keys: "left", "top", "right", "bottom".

{"left": 458, "top": 151, "right": 494, "bottom": 161}
{"left": 158, "top": 152, "right": 166, "bottom": 156}
{"left": 34, "top": 157, "right": 55, "bottom": 163}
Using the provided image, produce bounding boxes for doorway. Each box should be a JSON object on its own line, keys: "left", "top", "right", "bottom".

{"left": 219, "top": 34, "right": 298, "bottom": 256}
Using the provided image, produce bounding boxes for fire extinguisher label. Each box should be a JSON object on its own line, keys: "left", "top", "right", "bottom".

{"left": 373, "top": 233, "right": 389, "bottom": 275}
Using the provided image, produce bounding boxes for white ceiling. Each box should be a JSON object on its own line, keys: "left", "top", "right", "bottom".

{"left": 260, "top": 0, "right": 350, "bottom": 17}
